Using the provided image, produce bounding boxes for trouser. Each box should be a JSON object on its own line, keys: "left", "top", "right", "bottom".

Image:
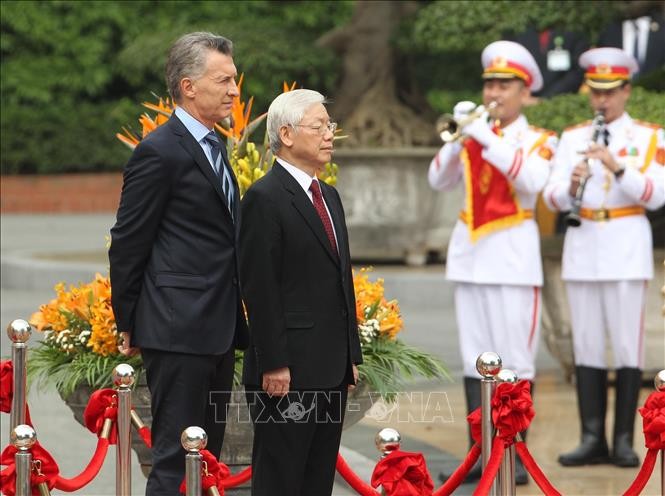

{"left": 455, "top": 283, "right": 541, "bottom": 380}
{"left": 142, "top": 347, "right": 235, "bottom": 496}
{"left": 566, "top": 280, "right": 647, "bottom": 368}
{"left": 246, "top": 385, "right": 348, "bottom": 496}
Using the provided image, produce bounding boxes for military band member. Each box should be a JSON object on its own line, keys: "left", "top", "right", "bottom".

{"left": 544, "top": 47, "right": 665, "bottom": 468}
{"left": 428, "top": 40, "right": 557, "bottom": 485}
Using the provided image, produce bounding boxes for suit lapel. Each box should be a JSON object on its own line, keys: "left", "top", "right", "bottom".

{"left": 274, "top": 162, "right": 340, "bottom": 267}
{"left": 169, "top": 116, "right": 234, "bottom": 221}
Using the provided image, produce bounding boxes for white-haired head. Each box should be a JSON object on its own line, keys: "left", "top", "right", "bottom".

{"left": 267, "top": 89, "right": 327, "bottom": 154}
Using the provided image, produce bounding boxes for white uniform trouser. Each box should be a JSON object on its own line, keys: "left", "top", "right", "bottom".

{"left": 456, "top": 283, "right": 542, "bottom": 380}
{"left": 566, "top": 280, "right": 648, "bottom": 369}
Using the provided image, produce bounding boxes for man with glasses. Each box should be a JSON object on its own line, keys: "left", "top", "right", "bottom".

{"left": 239, "top": 89, "right": 362, "bottom": 495}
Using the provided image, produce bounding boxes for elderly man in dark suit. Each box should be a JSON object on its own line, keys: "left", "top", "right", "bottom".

{"left": 239, "top": 89, "right": 363, "bottom": 495}
{"left": 109, "top": 32, "right": 248, "bottom": 495}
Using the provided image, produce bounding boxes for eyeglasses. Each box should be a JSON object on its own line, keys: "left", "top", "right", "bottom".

{"left": 295, "top": 121, "right": 337, "bottom": 135}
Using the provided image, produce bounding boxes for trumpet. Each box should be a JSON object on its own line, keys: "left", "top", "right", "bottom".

{"left": 566, "top": 110, "right": 606, "bottom": 227}
{"left": 436, "top": 101, "right": 498, "bottom": 143}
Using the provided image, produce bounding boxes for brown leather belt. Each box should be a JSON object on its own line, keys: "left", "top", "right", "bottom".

{"left": 459, "top": 209, "right": 534, "bottom": 224}
{"left": 579, "top": 206, "right": 645, "bottom": 222}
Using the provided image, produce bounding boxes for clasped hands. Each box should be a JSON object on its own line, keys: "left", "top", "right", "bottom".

{"left": 262, "top": 364, "right": 359, "bottom": 397}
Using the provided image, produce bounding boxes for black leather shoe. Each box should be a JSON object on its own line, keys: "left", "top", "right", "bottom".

{"left": 558, "top": 435, "right": 610, "bottom": 466}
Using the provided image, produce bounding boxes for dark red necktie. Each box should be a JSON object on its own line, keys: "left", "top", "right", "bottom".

{"left": 309, "top": 180, "right": 338, "bottom": 256}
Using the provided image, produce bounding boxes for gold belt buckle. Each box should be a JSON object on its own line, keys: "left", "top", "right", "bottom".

{"left": 592, "top": 209, "right": 609, "bottom": 221}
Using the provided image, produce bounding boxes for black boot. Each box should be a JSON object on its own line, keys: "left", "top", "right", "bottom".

{"left": 558, "top": 366, "right": 610, "bottom": 466}
{"left": 612, "top": 367, "right": 641, "bottom": 467}
{"left": 439, "top": 377, "right": 482, "bottom": 484}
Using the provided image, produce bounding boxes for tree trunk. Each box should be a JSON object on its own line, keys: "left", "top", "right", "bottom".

{"left": 318, "top": 0, "right": 436, "bottom": 147}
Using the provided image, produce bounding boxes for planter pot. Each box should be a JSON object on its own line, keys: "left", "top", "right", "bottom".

{"left": 334, "top": 148, "right": 457, "bottom": 265}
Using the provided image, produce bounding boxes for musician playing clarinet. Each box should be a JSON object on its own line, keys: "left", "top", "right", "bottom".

{"left": 545, "top": 47, "right": 665, "bottom": 468}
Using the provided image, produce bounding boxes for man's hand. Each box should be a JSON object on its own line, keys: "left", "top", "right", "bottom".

{"left": 348, "top": 364, "right": 359, "bottom": 391}
{"left": 582, "top": 143, "right": 622, "bottom": 174}
{"left": 461, "top": 112, "right": 496, "bottom": 148}
{"left": 569, "top": 161, "right": 591, "bottom": 197}
{"left": 262, "top": 367, "right": 291, "bottom": 397}
{"left": 117, "top": 331, "right": 140, "bottom": 357}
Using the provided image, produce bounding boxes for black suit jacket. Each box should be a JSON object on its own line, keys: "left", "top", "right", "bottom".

{"left": 109, "top": 114, "right": 248, "bottom": 355}
{"left": 598, "top": 15, "right": 665, "bottom": 76}
{"left": 239, "top": 161, "right": 363, "bottom": 389}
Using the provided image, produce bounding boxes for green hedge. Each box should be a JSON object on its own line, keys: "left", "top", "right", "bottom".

{"left": 524, "top": 87, "right": 665, "bottom": 134}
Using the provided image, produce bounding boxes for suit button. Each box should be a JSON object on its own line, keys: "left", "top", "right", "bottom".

{"left": 232, "top": 277, "right": 238, "bottom": 286}
{"left": 341, "top": 309, "right": 348, "bottom": 318}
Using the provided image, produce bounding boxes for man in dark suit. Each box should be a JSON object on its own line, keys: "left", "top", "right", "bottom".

{"left": 599, "top": 10, "right": 665, "bottom": 81}
{"left": 109, "top": 32, "right": 248, "bottom": 495}
{"left": 239, "top": 89, "right": 363, "bottom": 495}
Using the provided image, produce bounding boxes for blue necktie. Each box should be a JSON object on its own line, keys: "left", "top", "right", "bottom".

{"left": 204, "top": 132, "right": 234, "bottom": 216}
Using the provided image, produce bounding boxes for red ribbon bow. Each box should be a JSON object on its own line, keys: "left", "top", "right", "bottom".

{"left": 179, "top": 449, "right": 231, "bottom": 495}
{"left": 0, "top": 360, "right": 13, "bottom": 413}
{"left": 83, "top": 388, "right": 118, "bottom": 443}
{"left": 639, "top": 391, "right": 665, "bottom": 450}
{"left": 491, "top": 380, "right": 534, "bottom": 444}
{"left": 371, "top": 449, "right": 434, "bottom": 496}
{"left": 0, "top": 441, "right": 59, "bottom": 496}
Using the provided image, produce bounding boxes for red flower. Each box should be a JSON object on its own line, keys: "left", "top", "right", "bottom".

{"left": 639, "top": 391, "right": 665, "bottom": 450}
{"left": 371, "top": 450, "right": 434, "bottom": 495}
{"left": 491, "top": 380, "right": 534, "bottom": 443}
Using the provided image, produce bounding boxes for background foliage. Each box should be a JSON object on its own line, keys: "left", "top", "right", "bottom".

{"left": 1, "top": 0, "right": 662, "bottom": 173}
{"left": 0, "top": 0, "right": 352, "bottom": 173}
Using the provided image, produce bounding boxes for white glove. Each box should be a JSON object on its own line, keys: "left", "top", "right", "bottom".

{"left": 461, "top": 112, "right": 497, "bottom": 148}
{"left": 453, "top": 101, "right": 477, "bottom": 121}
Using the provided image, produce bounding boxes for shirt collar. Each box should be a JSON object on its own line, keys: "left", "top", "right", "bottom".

{"left": 500, "top": 114, "right": 528, "bottom": 137}
{"left": 174, "top": 106, "right": 214, "bottom": 143}
{"left": 277, "top": 158, "right": 319, "bottom": 193}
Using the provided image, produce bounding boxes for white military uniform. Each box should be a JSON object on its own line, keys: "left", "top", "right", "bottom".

{"left": 429, "top": 114, "right": 557, "bottom": 379}
{"left": 544, "top": 114, "right": 665, "bottom": 368}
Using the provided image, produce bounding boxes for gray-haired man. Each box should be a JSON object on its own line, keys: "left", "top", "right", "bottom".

{"left": 239, "top": 89, "right": 362, "bottom": 495}
{"left": 110, "top": 32, "right": 248, "bottom": 494}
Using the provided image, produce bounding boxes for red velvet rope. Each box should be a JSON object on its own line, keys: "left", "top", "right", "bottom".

{"left": 622, "top": 448, "right": 659, "bottom": 496}
{"left": 472, "top": 437, "right": 504, "bottom": 496}
{"left": 432, "top": 443, "right": 481, "bottom": 496}
{"left": 336, "top": 453, "right": 380, "bottom": 496}
{"left": 515, "top": 441, "right": 561, "bottom": 496}
{"left": 621, "top": 390, "right": 665, "bottom": 495}
{"left": 137, "top": 425, "right": 152, "bottom": 448}
{"left": 54, "top": 437, "right": 110, "bottom": 492}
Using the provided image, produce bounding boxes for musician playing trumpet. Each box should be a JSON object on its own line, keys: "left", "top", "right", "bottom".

{"left": 545, "top": 47, "right": 665, "bottom": 469}
{"left": 428, "top": 40, "right": 557, "bottom": 486}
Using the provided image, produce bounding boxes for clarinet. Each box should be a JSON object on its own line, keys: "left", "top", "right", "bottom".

{"left": 566, "top": 111, "right": 606, "bottom": 227}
